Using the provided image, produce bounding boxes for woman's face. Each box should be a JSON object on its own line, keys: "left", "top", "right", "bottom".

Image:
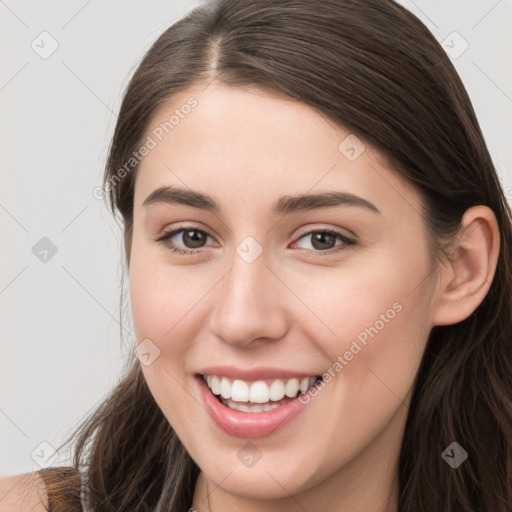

{"left": 129, "top": 83, "right": 437, "bottom": 505}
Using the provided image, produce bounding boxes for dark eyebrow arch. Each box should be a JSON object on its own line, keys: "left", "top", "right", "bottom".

{"left": 142, "top": 186, "right": 381, "bottom": 215}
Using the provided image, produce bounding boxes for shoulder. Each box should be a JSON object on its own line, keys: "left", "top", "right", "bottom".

{"left": 0, "top": 471, "right": 49, "bottom": 511}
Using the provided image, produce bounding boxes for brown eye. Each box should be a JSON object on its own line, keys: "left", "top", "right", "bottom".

{"left": 294, "top": 229, "right": 355, "bottom": 254}
{"left": 157, "top": 227, "right": 214, "bottom": 255}
{"left": 180, "top": 229, "right": 208, "bottom": 249}
{"left": 310, "top": 232, "right": 337, "bottom": 250}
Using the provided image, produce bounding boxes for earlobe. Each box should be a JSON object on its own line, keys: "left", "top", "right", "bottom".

{"left": 432, "top": 206, "right": 500, "bottom": 326}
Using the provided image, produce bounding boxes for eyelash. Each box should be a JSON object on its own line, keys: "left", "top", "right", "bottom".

{"left": 156, "top": 225, "right": 356, "bottom": 257}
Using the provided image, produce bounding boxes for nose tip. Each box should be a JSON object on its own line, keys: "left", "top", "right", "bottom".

{"left": 209, "top": 258, "right": 288, "bottom": 348}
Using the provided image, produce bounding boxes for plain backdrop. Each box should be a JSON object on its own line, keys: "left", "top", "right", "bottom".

{"left": 1, "top": 0, "right": 511, "bottom": 476}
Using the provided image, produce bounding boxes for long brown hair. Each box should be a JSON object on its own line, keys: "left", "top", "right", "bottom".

{"left": 39, "top": 0, "right": 512, "bottom": 510}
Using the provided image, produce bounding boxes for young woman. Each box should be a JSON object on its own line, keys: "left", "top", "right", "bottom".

{"left": 2, "top": 0, "right": 511, "bottom": 510}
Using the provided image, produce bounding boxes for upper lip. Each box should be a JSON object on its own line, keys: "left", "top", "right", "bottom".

{"left": 196, "top": 365, "right": 321, "bottom": 381}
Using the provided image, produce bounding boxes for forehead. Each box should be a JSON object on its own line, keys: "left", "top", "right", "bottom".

{"left": 133, "top": 83, "right": 421, "bottom": 220}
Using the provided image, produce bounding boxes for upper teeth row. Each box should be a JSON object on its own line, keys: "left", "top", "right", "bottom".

{"left": 203, "top": 375, "right": 318, "bottom": 403}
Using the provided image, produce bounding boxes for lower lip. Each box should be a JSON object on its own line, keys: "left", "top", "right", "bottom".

{"left": 196, "top": 375, "right": 311, "bottom": 438}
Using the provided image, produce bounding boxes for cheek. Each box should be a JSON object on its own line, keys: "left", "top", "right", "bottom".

{"left": 129, "top": 250, "right": 206, "bottom": 343}
{"left": 292, "top": 248, "right": 432, "bottom": 400}
{"left": 292, "top": 251, "right": 429, "bottom": 348}
{"left": 128, "top": 254, "right": 203, "bottom": 425}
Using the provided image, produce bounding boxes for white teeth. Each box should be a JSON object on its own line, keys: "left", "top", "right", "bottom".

{"left": 231, "top": 380, "right": 250, "bottom": 402}
{"left": 269, "top": 380, "right": 285, "bottom": 401}
{"left": 220, "top": 377, "right": 231, "bottom": 399}
{"left": 249, "top": 381, "right": 270, "bottom": 403}
{"left": 221, "top": 398, "right": 281, "bottom": 413}
{"left": 284, "top": 378, "right": 300, "bottom": 397}
{"left": 211, "top": 376, "right": 221, "bottom": 395}
{"left": 203, "top": 374, "right": 318, "bottom": 404}
{"left": 262, "top": 402, "right": 281, "bottom": 411}
{"left": 299, "top": 377, "right": 310, "bottom": 393}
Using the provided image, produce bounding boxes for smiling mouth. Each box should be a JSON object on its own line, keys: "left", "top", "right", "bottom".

{"left": 200, "top": 373, "right": 323, "bottom": 413}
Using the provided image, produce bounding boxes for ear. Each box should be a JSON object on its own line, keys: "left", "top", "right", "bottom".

{"left": 432, "top": 205, "right": 500, "bottom": 326}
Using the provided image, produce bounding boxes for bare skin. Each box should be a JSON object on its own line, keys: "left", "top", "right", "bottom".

{"left": 128, "top": 83, "right": 499, "bottom": 512}
{"left": 0, "top": 472, "right": 49, "bottom": 511}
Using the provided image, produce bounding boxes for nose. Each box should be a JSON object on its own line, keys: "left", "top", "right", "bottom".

{"left": 209, "top": 249, "right": 289, "bottom": 348}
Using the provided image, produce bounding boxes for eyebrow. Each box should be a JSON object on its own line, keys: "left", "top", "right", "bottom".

{"left": 142, "top": 186, "right": 381, "bottom": 216}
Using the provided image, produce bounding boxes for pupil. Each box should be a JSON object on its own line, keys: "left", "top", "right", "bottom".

{"left": 312, "top": 232, "right": 334, "bottom": 250}
{"left": 184, "top": 230, "right": 205, "bottom": 248}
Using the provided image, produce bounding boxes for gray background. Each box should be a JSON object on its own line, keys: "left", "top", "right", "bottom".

{"left": 1, "top": 0, "right": 511, "bottom": 476}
